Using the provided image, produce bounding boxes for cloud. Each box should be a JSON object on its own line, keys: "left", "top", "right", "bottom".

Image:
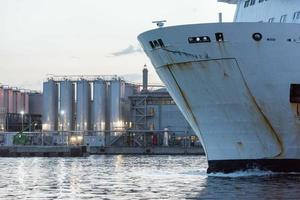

{"left": 111, "top": 45, "right": 143, "bottom": 56}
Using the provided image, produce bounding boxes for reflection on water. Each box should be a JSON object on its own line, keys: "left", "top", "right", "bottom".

{"left": 0, "top": 155, "right": 299, "bottom": 199}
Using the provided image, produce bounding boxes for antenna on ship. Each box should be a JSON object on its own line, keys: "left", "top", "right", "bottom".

{"left": 218, "top": 13, "right": 223, "bottom": 23}
{"left": 152, "top": 20, "right": 167, "bottom": 28}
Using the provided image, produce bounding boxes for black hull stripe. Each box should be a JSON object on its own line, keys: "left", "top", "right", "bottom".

{"left": 208, "top": 159, "right": 300, "bottom": 174}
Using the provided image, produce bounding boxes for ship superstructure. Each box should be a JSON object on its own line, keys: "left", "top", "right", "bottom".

{"left": 230, "top": 0, "right": 300, "bottom": 23}
{"left": 138, "top": 0, "right": 300, "bottom": 173}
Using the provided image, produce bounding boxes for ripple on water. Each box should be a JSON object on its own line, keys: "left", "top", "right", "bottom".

{"left": 0, "top": 155, "right": 299, "bottom": 199}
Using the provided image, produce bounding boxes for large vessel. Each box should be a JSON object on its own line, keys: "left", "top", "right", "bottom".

{"left": 138, "top": 0, "right": 300, "bottom": 173}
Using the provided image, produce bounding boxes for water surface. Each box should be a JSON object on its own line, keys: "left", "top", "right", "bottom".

{"left": 0, "top": 155, "right": 299, "bottom": 199}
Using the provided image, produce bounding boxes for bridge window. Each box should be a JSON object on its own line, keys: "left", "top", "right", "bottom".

{"left": 153, "top": 40, "right": 160, "bottom": 47}
{"left": 188, "top": 36, "right": 211, "bottom": 44}
{"left": 149, "top": 41, "right": 155, "bottom": 49}
{"left": 293, "top": 11, "right": 300, "bottom": 20}
{"left": 268, "top": 18, "right": 275, "bottom": 23}
{"left": 244, "top": 0, "right": 250, "bottom": 8}
{"left": 157, "top": 39, "right": 165, "bottom": 47}
{"left": 250, "top": 0, "right": 256, "bottom": 6}
{"left": 280, "top": 15, "right": 287, "bottom": 23}
{"left": 149, "top": 39, "right": 165, "bottom": 49}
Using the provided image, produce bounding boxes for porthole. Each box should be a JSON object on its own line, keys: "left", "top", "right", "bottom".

{"left": 252, "top": 33, "right": 263, "bottom": 41}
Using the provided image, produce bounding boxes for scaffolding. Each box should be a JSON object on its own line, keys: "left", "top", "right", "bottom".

{"left": 131, "top": 92, "right": 174, "bottom": 130}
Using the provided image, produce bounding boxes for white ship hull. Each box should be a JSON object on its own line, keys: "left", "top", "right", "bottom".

{"left": 138, "top": 23, "right": 300, "bottom": 173}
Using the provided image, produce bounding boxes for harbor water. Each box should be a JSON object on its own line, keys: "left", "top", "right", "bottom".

{"left": 0, "top": 155, "right": 300, "bottom": 199}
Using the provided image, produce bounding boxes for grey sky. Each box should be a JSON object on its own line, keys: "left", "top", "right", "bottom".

{"left": 0, "top": 0, "right": 235, "bottom": 90}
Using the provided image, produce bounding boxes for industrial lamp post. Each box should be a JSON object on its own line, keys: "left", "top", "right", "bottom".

{"left": 60, "top": 110, "right": 65, "bottom": 145}
{"left": 20, "top": 111, "right": 24, "bottom": 131}
{"left": 60, "top": 110, "right": 65, "bottom": 131}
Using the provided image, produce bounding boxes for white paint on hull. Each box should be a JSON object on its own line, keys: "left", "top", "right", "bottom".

{"left": 138, "top": 23, "right": 300, "bottom": 161}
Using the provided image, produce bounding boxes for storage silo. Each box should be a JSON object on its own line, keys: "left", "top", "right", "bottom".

{"left": 24, "top": 92, "right": 29, "bottom": 114}
{"left": 92, "top": 79, "right": 106, "bottom": 132}
{"left": 110, "top": 79, "right": 126, "bottom": 131}
{"left": 124, "top": 83, "right": 137, "bottom": 99}
{"left": 0, "top": 87, "right": 4, "bottom": 111}
{"left": 12, "top": 89, "right": 18, "bottom": 113}
{"left": 76, "top": 79, "right": 91, "bottom": 131}
{"left": 16, "top": 91, "right": 24, "bottom": 114}
{"left": 29, "top": 92, "right": 43, "bottom": 115}
{"left": 59, "top": 80, "right": 74, "bottom": 131}
{"left": 0, "top": 86, "right": 4, "bottom": 131}
{"left": 42, "top": 80, "right": 58, "bottom": 131}
{"left": 4, "top": 88, "right": 13, "bottom": 113}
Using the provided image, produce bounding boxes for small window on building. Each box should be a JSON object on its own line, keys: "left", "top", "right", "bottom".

{"left": 250, "top": 0, "right": 256, "bottom": 6}
{"left": 280, "top": 15, "right": 287, "bottom": 23}
{"left": 293, "top": 11, "right": 300, "bottom": 20}
{"left": 258, "top": 0, "right": 264, "bottom": 3}
{"left": 244, "top": 0, "right": 250, "bottom": 7}
{"left": 268, "top": 18, "right": 275, "bottom": 23}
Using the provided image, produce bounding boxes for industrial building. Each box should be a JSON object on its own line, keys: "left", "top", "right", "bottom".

{"left": 127, "top": 67, "right": 197, "bottom": 148}
{"left": 0, "top": 86, "right": 42, "bottom": 132}
{"left": 42, "top": 75, "right": 137, "bottom": 146}
{"left": 0, "top": 67, "right": 202, "bottom": 155}
{"left": 41, "top": 68, "right": 199, "bottom": 149}
{"left": 42, "top": 75, "right": 136, "bottom": 132}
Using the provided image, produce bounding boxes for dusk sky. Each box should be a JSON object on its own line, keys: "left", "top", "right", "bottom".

{"left": 0, "top": 0, "right": 235, "bottom": 90}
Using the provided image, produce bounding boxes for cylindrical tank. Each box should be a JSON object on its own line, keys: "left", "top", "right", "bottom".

{"left": 16, "top": 91, "right": 24, "bottom": 114}
{"left": 29, "top": 92, "right": 43, "bottom": 115}
{"left": 0, "top": 87, "right": 4, "bottom": 131}
{"left": 92, "top": 79, "right": 106, "bottom": 132}
{"left": 12, "top": 89, "right": 18, "bottom": 113}
{"left": 3, "top": 88, "right": 7, "bottom": 114}
{"left": 110, "top": 79, "right": 125, "bottom": 131}
{"left": 0, "top": 87, "right": 4, "bottom": 112}
{"left": 4, "top": 88, "right": 13, "bottom": 113}
{"left": 76, "top": 80, "right": 91, "bottom": 131}
{"left": 124, "top": 83, "right": 136, "bottom": 99}
{"left": 59, "top": 80, "right": 74, "bottom": 131}
{"left": 24, "top": 92, "right": 29, "bottom": 114}
{"left": 42, "top": 80, "right": 58, "bottom": 131}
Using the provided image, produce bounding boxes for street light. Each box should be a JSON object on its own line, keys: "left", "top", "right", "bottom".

{"left": 20, "top": 110, "right": 24, "bottom": 131}
{"left": 33, "top": 122, "right": 37, "bottom": 132}
{"left": 60, "top": 110, "right": 65, "bottom": 131}
{"left": 60, "top": 110, "right": 65, "bottom": 145}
